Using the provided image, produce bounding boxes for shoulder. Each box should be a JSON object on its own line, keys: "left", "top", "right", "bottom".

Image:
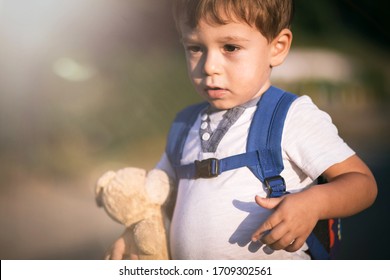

{"left": 288, "top": 95, "right": 329, "bottom": 117}
{"left": 282, "top": 95, "right": 355, "bottom": 179}
{"left": 283, "top": 94, "right": 338, "bottom": 143}
{"left": 284, "top": 95, "right": 333, "bottom": 131}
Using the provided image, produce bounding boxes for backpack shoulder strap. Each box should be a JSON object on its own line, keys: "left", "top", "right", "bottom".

{"left": 250, "top": 88, "right": 334, "bottom": 259}
{"left": 166, "top": 102, "right": 208, "bottom": 167}
{"left": 247, "top": 86, "right": 298, "bottom": 197}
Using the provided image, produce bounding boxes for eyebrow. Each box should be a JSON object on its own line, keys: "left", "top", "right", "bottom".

{"left": 218, "top": 36, "right": 250, "bottom": 43}
{"left": 181, "top": 35, "right": 250, "bottom": 44}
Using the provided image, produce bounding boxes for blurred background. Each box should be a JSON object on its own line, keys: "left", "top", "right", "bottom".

{"left": 0, "top": 0, "right": 389, "bottom": 260}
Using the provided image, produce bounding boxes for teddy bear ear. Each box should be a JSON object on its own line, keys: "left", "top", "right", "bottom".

{"left": 145, "top": 169, "right": 172, "bottom": 205}
{"left": 95, "top": 170, "right": 116, "bottom": 207}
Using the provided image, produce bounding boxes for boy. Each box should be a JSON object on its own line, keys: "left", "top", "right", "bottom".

{"left": 105, "top": 0, "right": 377, "bottom": 260}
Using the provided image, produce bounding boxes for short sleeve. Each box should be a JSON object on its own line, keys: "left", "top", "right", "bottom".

{"left": 155, "top": 152, "right": 177, "bottom": 182}
{"left": 282, "top": 95, "right": 355, "bottom": 180}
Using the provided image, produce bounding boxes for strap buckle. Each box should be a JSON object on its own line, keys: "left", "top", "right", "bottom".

{"left": 264, "top": 175, "right": 286, "bottom": 197}
{"left": 195, "top": 158, "right": 220, "bottom": 178}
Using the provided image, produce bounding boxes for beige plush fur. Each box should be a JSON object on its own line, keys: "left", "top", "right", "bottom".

{"left": 95, "top": 167, "right": 172, "bottom": 260}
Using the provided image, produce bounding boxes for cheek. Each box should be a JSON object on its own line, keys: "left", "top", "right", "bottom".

{"left": 228, "top": 63, "right": 269, "bottom": 92}
{"left": 186, "top": 62, "right": 204, "bottom": 87}
{"left": 228, "top": 64, "right": 254, "bottom": 83}
{"left": 186, "top": 65, "right": 200, "bottom": 89}
{"left": 184, "top": 60, "right": 195, "bottom": 79}
{"left": 185, "top": 57, "right": 197, "bottom": 74}
{"left": 236, "top": 59, "right": 269, "bottom": 80}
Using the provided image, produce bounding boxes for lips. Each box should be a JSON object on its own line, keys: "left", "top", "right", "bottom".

{"left": 205, "top": 86, "right": 227, "bottom": 99}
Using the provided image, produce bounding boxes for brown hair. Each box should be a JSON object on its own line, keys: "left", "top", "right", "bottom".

{"left": 172, "top": 0, "right": 294, "bottom": 42}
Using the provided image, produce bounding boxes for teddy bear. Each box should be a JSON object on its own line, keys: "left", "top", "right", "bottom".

{"left": 95, "top": 167, "right": 173, "bottom": 260}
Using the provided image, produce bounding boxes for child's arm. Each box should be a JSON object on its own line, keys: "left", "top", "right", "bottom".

{"left": 251, "top": 154, "right": 377, "bottom": 252}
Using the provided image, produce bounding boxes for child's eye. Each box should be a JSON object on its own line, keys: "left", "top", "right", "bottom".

{"left": 223, "top": 44, "right": 239, "bottom": 52}
{"left": 187, "top": 46, "right": 202, "bottom": 53}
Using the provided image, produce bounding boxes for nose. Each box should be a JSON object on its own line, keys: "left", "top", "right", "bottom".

{"left": 202, "top": 51, "right": 221, "bottom": 76}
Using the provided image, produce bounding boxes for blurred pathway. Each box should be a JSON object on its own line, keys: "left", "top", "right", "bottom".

{"left": 0, "top": 174, "right": 123, "bottom": 259}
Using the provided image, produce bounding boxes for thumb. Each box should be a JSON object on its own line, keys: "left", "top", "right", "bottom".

{"left": 255, "top": 195, "right": 283, "bottom": 210}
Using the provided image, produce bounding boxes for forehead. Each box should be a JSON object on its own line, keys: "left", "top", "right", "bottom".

{"left": 179, "top": 19, "right": 263, "bottom": 43}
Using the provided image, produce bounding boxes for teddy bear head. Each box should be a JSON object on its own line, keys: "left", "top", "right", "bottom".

{"left": 95, "top": 167, "right": 171, "bottom": 227}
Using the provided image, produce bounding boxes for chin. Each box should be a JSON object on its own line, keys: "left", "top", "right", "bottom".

{"left": 208, "top": 100, "right": 233, "bottom": 110}
{"left": 204, "top": 97, "right": 234, "bottom": 110}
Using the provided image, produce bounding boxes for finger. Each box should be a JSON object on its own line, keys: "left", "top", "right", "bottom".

{"left": 265, "top": 231, "right": 296, "bottom": 251}
{"left": 251, "top": 195, "right": 286, "bottom": 242}
{"left": 109, "top": 239, "right": 126, "bottom": 260}
{"left": 259, "top": 220, "right": 290, "bottom": 246}
{"left": 129, "top": 252, "right": 139, "bottom": 260}
{"left": 110, "top": 247, "right": 125, "bottom": 260}
{"left": 128, "top": 232, "right": 140, "bottom": 260}
{"left": 255, "top": 195, "right": 283, "bottom": 210}
{"left": 251, "top": 217, "right": 278, "bottom": 242}
{"left": 259, "top": 223, "right": 281, "bottom": 245}
{"left": 284, "top": 237, "right": 306, "bottom": 253}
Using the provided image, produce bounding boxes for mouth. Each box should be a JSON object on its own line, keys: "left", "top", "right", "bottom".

{"left": 204, "top": 86, "right": 227, "bottom": 99}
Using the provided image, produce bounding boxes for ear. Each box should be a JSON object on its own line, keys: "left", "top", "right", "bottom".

{"left": 270, "top": 28, "right": 292, "bottom": 67}
{"left": 95, "top": 170, "right": 116, "bottom": 207}
{"left": 145, "top": 169, "right": 172, "bottom": 205}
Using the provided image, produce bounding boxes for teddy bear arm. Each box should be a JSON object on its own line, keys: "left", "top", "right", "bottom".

{"left": 133, "top": 219, "right": 164, "bottom": 256}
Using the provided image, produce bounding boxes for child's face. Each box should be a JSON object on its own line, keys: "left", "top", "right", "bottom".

{"left": 180, "top": 19, "right": 274, "bottom": 110}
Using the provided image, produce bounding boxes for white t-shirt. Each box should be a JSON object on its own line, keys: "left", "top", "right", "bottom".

{"left": 156, "top": 95, "right": 355, "bottom": 260}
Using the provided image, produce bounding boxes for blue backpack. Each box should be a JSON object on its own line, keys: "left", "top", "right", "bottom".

{"left": 165, "top": 86, "right": 341, "bottom": 259}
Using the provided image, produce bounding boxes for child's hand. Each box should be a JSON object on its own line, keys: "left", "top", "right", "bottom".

{"left": 104, "top": 227, "right": 139, "bottom": 260}
{"left": 251, "top": 192, "right": 319, "bottom": 252}
{"left": 251, "top": 155, "right": 377, "bottom": 253}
